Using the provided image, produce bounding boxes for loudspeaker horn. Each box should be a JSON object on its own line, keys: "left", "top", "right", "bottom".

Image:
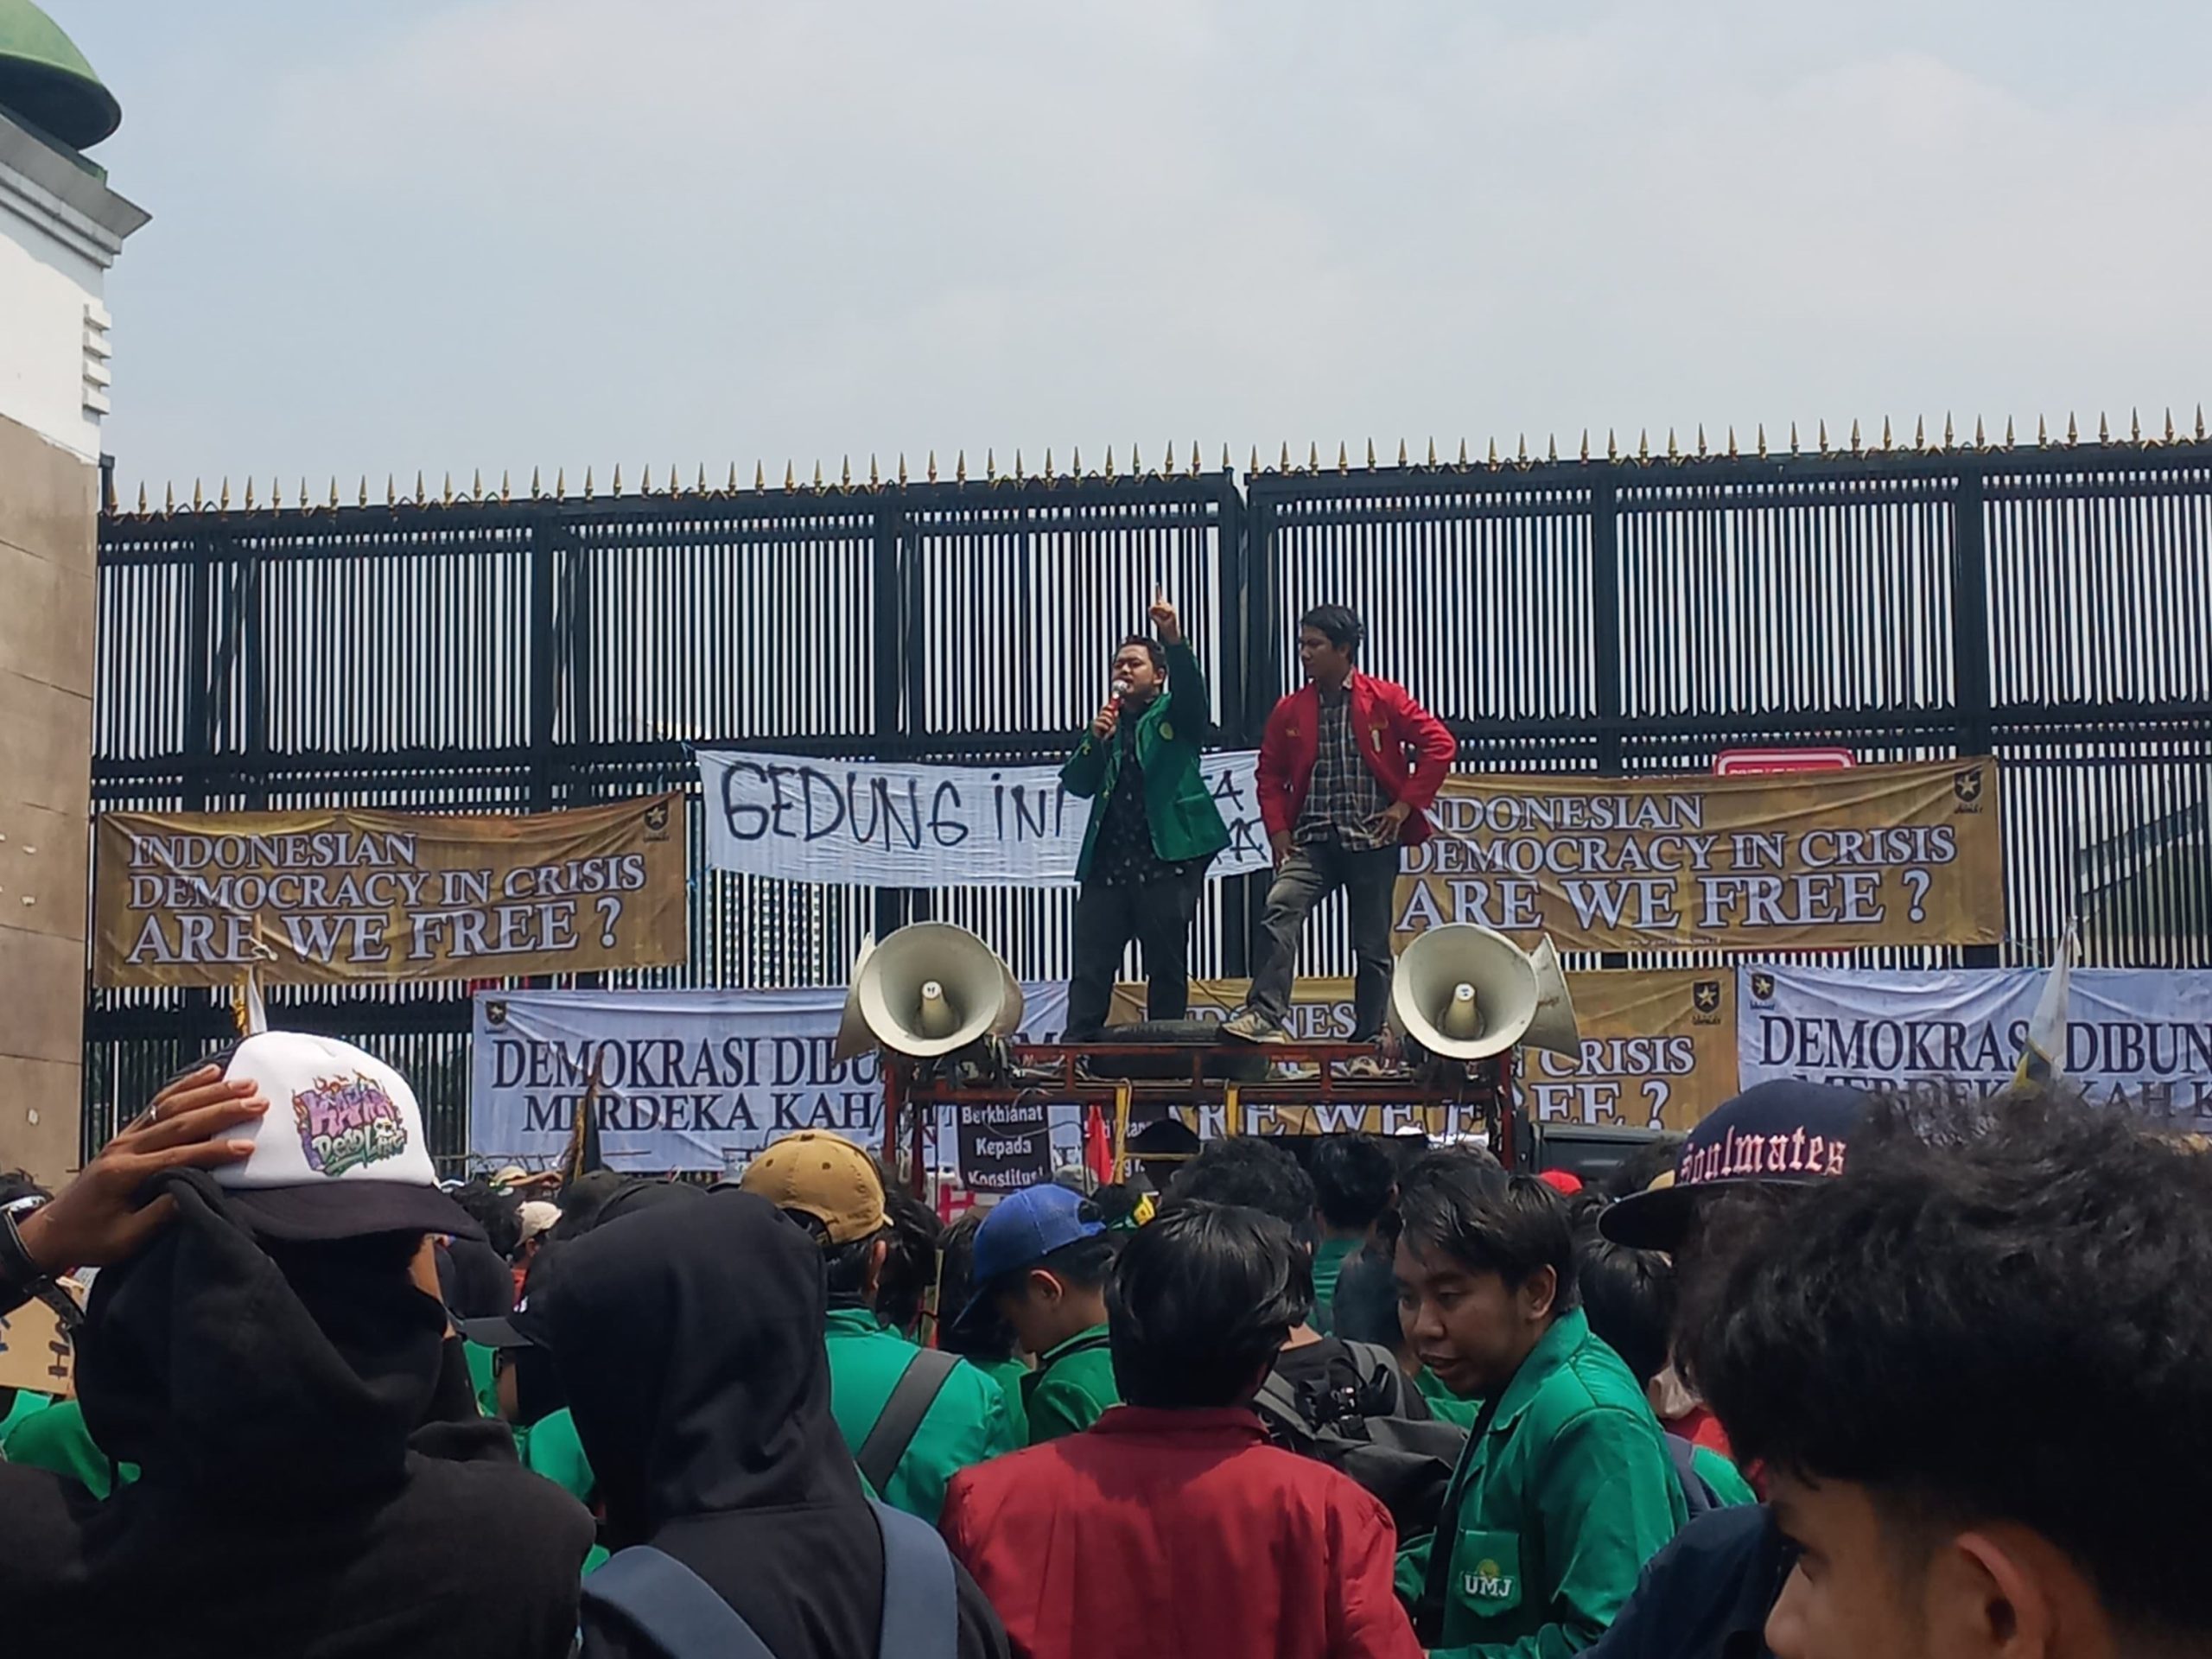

{"left": 1522, "top": 936, "right": 1583, "bottom": 1059}
{"left": 837, "top": 922, "right": 1024, "bottom": 1060}
{"left": 831, "top": 933, "right": 878, "bottom": 1064}
{"left": 1390, "top": 923, "right": 1545, "bottom": 1061}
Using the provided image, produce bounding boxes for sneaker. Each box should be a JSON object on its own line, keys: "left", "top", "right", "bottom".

{"left": 1219, "top": 1010, "right": 1287, "bottom": 1044}
{"left": 1341, "top": 1055, "right": 1403, "bottom": 1081}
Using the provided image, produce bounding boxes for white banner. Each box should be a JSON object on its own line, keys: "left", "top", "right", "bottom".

{"left": 1738, "top": 964, "right": 2212, "bottom": 1119}
{"left": 468, "top": 982, "right": 1074, "bottom": 1173}
{"left": 696, "top": 749, "right": 1269, "bottom": 887}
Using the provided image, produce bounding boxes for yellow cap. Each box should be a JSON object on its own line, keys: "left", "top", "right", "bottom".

{"left": 741, "top": 1131, "right": 887, "bottom": 1244}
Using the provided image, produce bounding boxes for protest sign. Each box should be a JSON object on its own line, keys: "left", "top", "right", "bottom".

{"left": 469, "top": 982, "right": 1071, "bottom": 1173}
{"left": 696, "top": 748, "right": 1269, "bottom": 887}
{"left": 94, "top": 796, "right": 688, "bottom": 988}
{"left": 0, "top": 1282, "right": 81, "bottom": 1398}
{"left": 1396, "top": 758, "right": 2002, "bottom": 952}
{"left": 1109, "top": 970, "right": 1738, "bottom": 1133}
{"left": 1738, "top": 964, "right": 2212, "bottom": 1118}
{"left": 953, "top": 1098, "right": 1056, "bottom": 1192}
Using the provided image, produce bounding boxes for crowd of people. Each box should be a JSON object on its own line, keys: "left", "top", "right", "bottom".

{"left": 2, "top": 1029, "right": 2208, "bottom": 1659}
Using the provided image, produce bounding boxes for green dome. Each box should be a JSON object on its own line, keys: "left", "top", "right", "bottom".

{"left": 0, "top": 0, "right": 118, "bottom": 149}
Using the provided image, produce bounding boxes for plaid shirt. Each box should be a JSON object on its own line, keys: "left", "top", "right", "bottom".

{"left": 1294, "top": 682, "right": 1393, "bottom": 849}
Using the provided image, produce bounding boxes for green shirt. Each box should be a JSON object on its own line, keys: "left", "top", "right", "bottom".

{"left": 523, "top": 1406, "right": 597, "bottom": 1505}
{"left": 823, "top": 1308, "right": 1014, "bottom": 1524}
{"left": 1396, "top": 1309, "right": 1686, "bottom": 1659}
{"left": 969, "top": 1353, "right": 1033, "bottom": 1446}
{"left": 1414, "top": 1366, "right": 1485, "bottom": 1430}
{"left": 0, "top": 1388, "right": 54, "bottom": 1441}
{"left": 1690, "top": 1444, "right": 1758, "bottom": 1508}
{"left": 1311, "top": 1237, "right": 1359, "bottom": 1336}
{"left": 1023, "top": 1324, "right": 1119, "bottom": 1444}
{"left": 2, "top": 1398, "right": 138, "bottom": 1499}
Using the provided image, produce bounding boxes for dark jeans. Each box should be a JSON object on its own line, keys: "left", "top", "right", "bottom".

{"left": 1247, "top": 842, "right": 1401, "bottom": 1040}
{"left": 1065, "top": 871, "right": 1206, "bottom": 1040}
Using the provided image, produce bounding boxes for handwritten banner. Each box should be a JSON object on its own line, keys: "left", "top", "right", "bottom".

{"left": 1739, "top": 964, "right": 2212, "bottom": 1118}
{"left": 1395, "top": 759, "right": 2002, "bottom": 952}
{"left": 696, "top": 749, "right": 1269, "bottom": 887}
{"left": 1110, "top": 971, "right": 1739, "bottom": 1133}
{"left": 93, "top": 796, "right": 688, "bottom": 988}
{"left": 469, "top": 983, "right": 1073, "bottom": 1173}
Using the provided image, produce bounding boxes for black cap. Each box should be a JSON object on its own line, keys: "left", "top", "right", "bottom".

{"left": 1599, "top": 1080, "right": 1867, "bottom": 1252}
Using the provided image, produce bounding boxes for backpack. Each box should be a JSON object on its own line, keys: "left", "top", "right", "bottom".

{"left": 581, "top": 1498, "right": 957, "bottom": 1659}
{"left": 1251, "top": 1342, "right": 1470, "bottom": 1538}
{"left": 855, "top": 1348, "right": 960, "bottom": 1497}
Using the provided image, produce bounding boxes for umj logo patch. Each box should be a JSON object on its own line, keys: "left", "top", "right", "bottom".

{"left": 1464, "top": 1559, "right": 1516, "bottom": 1601}
{"left": 293, "top": 1072, "right": 410, "bottom": 1178}
{"left": 1693, "top": 979, "right": 1723, "bottom": 1018}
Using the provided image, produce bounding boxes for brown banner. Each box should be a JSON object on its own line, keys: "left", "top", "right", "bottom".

{"left": 1110, "top": 970, "right": 1739, "bottom": 1135}
{"left": 94, "top": 796, "right": 688, "bottom": 988}
{"left": 1396, "top": 758, "right": 2001, "bottom": 953}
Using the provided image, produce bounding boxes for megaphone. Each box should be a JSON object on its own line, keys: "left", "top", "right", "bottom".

{"left": 833, "top": 922, "right": 1024, "bottom": 1061}
{"left": 1390, "top": 924, "right": 1582, "bottom": 1061}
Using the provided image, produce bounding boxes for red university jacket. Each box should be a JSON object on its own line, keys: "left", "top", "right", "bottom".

{"left": 941, "top": 1407, "right": 1421, "bottom": 1659}
{"left": 1255, "top": 673, "right": 1457, "bottom": 847}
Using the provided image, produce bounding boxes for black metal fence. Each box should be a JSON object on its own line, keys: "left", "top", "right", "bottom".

{"left": 89, "top": 436, "right": 2212, "bottom": 1160}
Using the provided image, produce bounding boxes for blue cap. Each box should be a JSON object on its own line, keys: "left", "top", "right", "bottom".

{"left": 952, "top": 1184, "right": 1105, "bottom": 1332}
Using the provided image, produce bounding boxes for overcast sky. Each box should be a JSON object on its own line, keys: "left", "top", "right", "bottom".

{"left": 63, "top": 0, "right": 2212, "bottom": 499}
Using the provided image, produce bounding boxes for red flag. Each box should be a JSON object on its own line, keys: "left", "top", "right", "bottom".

{"left": 1083, "top": 1104, "right": 1113, "bottom": 1188}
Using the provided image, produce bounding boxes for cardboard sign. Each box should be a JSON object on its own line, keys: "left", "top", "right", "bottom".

{"left": 1397, "top": 758, "right": 2002, "bottom": 952}
{"left": 94, "top": 795, "right": 689, "bottom": 987}
{"left": 0, "top": 1282, "right": 81, "bottom": 1399}
{"left": 953, "top": 1098, "right": 1056, "bottom": 1192}
{"left": 1109, "top": 970, "right": 1740, "bottom": 1133}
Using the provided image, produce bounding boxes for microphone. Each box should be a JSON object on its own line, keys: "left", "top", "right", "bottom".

{"left": 1110, "top": 677, "right": 1133, "bottom": 703}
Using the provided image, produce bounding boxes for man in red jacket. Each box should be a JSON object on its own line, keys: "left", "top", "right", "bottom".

{"left": 1224, "top": 604, "right": 1456, "bottom": 1058}
{"left": 940, "top": 1202, "right": 1421, "bottom": 1659}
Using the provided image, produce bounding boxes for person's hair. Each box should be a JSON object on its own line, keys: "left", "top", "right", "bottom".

{"left": 1395, "top": 1152, "right": 1579, "bottom": 1311}
{"left": 1682, "top": 1088, "right": 2212, "bottom": 1648}
{"left": 1166, "top": 1136, "right": 1316, "bottom": 1229}
{"left": 1109, "top": 1201, "right": 1308, "bottom": 1408}
{"left": 875, "top": 1189, "right": 942, "bottom": 1335}
{"left": 449, "top": 1178, "right": 524, "bottom": 1261}
{"left": 1299, "top": 604, "right": 1364, "bottom": 658}
{"left": 1308, "top": 1135, "right": 1397, "bottom": 1230}
{"left": 1030, "top": 1230, "right": 1118, "bottom": 1293}
{"left": 1090, "top": 1182, "right": 1147, "bottom": 1229}
{"left": 0, "top": 1168, "right": 50, "bottom": 1210}
{"left": 938, "top": 1210, "right": 1017, "bottom": 1362}
{"left": 552, "top": 1169, "right": 625, "bottom": 1241}
{"left": 1600, "top": 1134, "right": 1685, "bottom": 1201}
{"left": 1116, "top": 634, "right": 1166, "bottom": 676}
{"left": 1574, "top": 1230, "right": 1675, "bottom": 1388}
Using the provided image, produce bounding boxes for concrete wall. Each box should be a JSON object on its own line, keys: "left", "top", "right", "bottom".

{"left": 0, "top": 409, "right": 96, "bottom": 1185}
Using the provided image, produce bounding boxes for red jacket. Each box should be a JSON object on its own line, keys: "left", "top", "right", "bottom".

{"left": 941, "top": 1408, "right": 1421, "bottom": 1659}
{"left": 1256, "top": 674, "right": 1456, "bottom": 847}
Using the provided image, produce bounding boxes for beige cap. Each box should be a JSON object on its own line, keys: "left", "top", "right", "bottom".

{"left": 741, "top": 1130, "right": 887, "bottom": 1245}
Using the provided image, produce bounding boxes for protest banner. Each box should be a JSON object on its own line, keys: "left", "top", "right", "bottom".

{"left": 1109, "top": 970, "right": 1738, "bottom": 1133}
{"left": 94, "top": 796, "right": 688, "bottom": 988}
{"left": 953, "top": 1098, "right": 1056, "bottom": 1192}
{"left": 1738, "top": 964, "right": 2212, "bottom": 1118}
{"left": 469, "top": 982, "right": 1073, "bottom": 1173}
{"left": 1396, "top": 758, "right": 2002, "bottom": 953}
{"left": 0, "top": 1281, "right": 81, "bottom": 1398}
{"left": 696, "top": 748, "right": 1269, "bottom": 887}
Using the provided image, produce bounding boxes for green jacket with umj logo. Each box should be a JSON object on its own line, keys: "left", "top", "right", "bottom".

{"left": 1395, "top": 1309, "right": 1686, "bottom": 1658}
{"left": 1059, "top": 639, "right": 1232, "bottom": 880}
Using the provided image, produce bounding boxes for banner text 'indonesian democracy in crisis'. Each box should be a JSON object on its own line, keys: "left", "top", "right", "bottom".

{"left": 1395, "top": 758, "right": 2002, "bottom": 951}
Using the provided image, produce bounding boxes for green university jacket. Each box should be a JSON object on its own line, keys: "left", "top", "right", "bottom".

{"left": 1023, "top": 1324, "right": 1119, "bottom": 1444}
{"left": 1396, "top": 1310, "right": 1686, "bottom": 1659}
{"left": 823, "top": 1309, "right": 1015, "bottom": 1525}
{"left": 1060, "top": 639, "right": 1231, "bottom": 880}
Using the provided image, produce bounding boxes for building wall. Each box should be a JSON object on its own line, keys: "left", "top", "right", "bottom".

{"left": 0, "top": 112, "right": 143, "bottom": 1183}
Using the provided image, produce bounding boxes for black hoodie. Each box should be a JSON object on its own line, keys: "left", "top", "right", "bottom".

{"left": 0, "top": 1173, "right": 594, "bottom": 1657}
{"left": 536, "top": 1187, "right": 1011, "bottom": 1659}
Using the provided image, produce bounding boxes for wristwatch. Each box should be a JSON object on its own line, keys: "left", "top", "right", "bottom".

{"left": 0, "top": 1201, "right": 82, "bottom": 1331}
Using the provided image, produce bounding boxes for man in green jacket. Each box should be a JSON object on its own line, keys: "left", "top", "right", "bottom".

{"left": 1393, "top": 1156, "right": 1684, "bottom": 1658}
{"left": 1058, "top": 588, "right": 1230, "bottom": 1039}
{"left": 742, "top": 1132, "right": 1015, "bottom": 1523}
